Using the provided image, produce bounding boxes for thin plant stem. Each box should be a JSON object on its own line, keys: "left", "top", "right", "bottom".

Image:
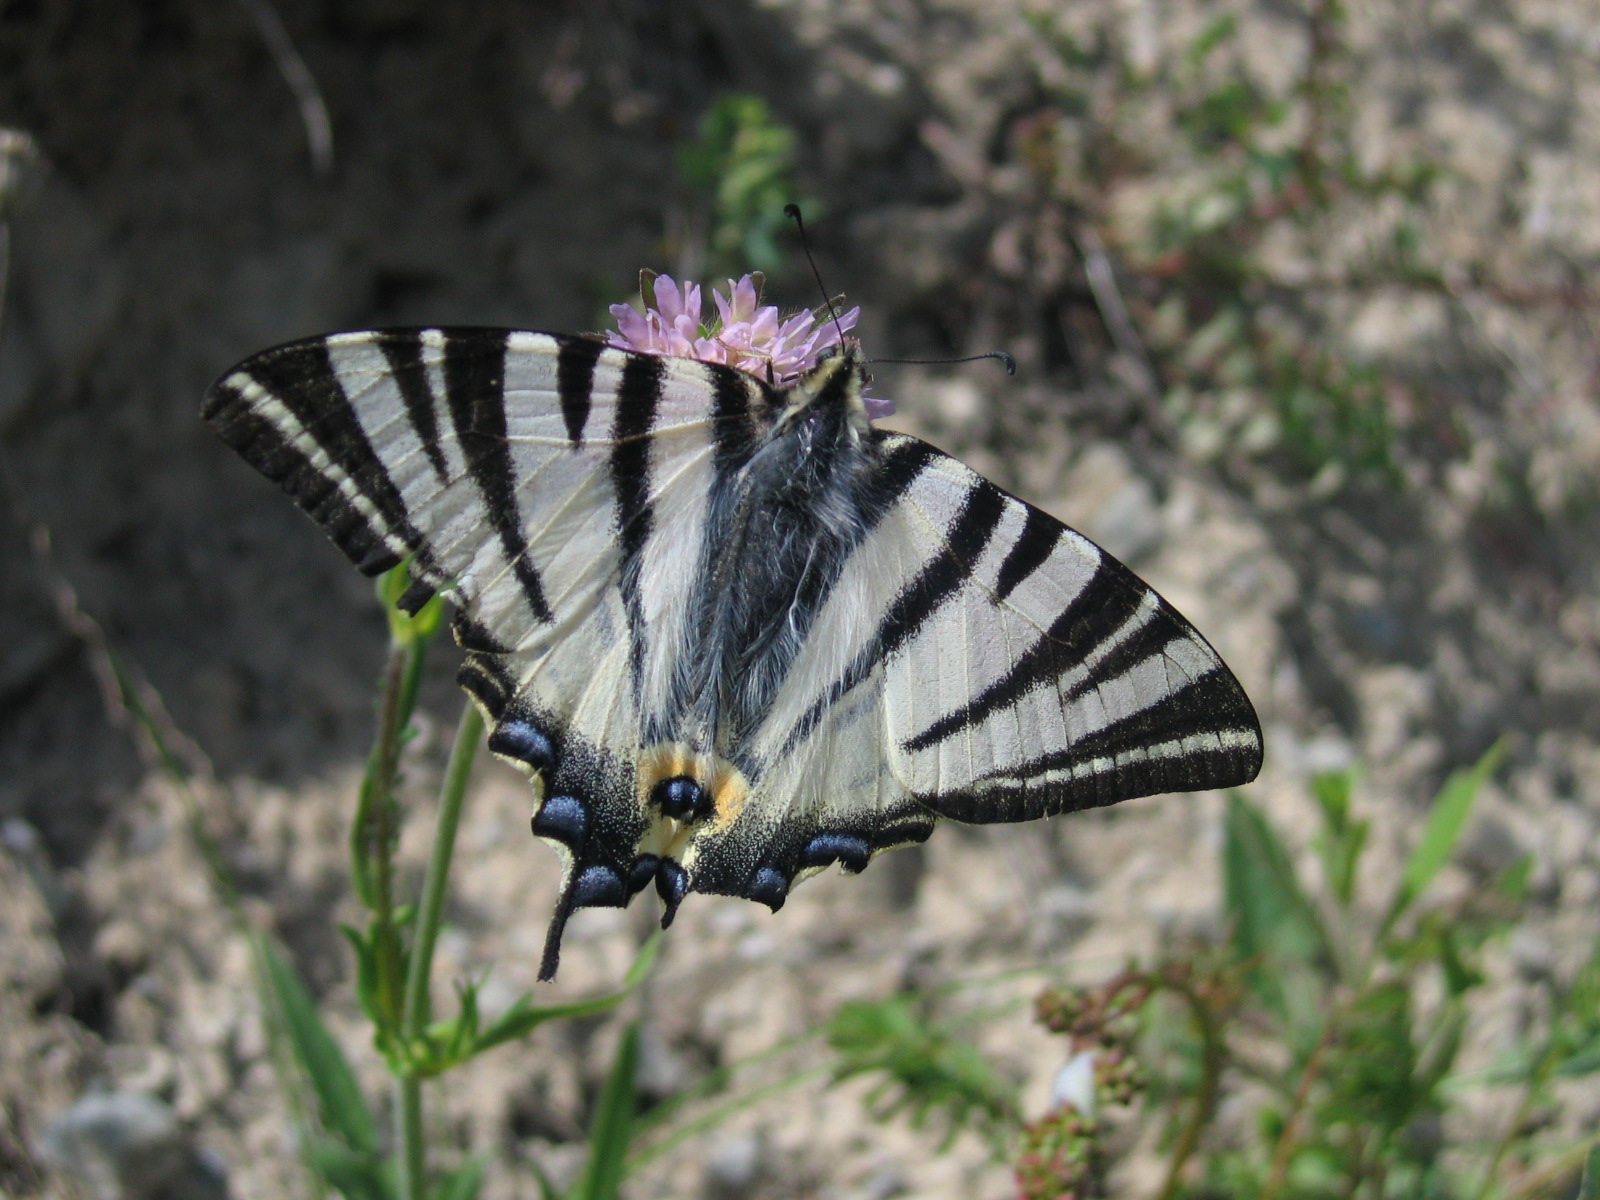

{"left": 1257, "top": 1016, "right": 1339, "bottom": 1200}
{"left": 231, "top": 0, "right": 334, "bottom": 175}
{"left": 392, "top": 701, "right": 481, "bottom": 1200}
{"left": 397, "top": 1075, "right": 424, "bottom": 1200}
{"left": 402, "top": 701, "right": 484, "bottom": 1040}
{"left": 366, "top": 643, "right": 411, "bottom": 1032}
{"left": 628, "top": 1066, "right": 831, "bottom": 1173}
{"left": 1503, "top": 1139, "right": 1600, "bottom": 1200}
{"left": 1152, "top": 981, "right": 1225, "bottom": 1200}
{"left": 1472, "top": 1037, "right": 1563, "bottom": 1200}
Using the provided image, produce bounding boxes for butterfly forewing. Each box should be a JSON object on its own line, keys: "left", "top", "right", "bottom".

{"left": 204, "top": 327, "right": 1262, "bottom": 978}
{"left": 882, "top": 443, "right": 1261, "bottom": 818}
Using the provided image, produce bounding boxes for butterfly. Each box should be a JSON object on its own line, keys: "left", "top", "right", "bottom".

{"left": 203, "top": 318, "right": 1262, "bottom": 979}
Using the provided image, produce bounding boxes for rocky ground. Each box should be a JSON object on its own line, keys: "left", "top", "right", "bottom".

{"left": 2, "top": 1, "right": 1599, "bottom": 1197}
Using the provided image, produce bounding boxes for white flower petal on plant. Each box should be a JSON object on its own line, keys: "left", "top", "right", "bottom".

{"left": 1051, "top": 1050, "right": 1098, "bottom": 1120}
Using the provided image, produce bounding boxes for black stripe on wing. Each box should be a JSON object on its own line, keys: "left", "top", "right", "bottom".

{"left": 378, "top": 333, "right": 450, "bottom": 484}
{"left": 768, "top": 433, "right": 946, "bottom": 760}
{"left": 557, "top": 337, "right": 603, "bottom": 446}
{"left": 923, "top": 673, "right": 1262, "bottom": 822}
{"left": 204, "top": 338, "right": 426, "bottom": 575}
{"left": 994, "top": 505, "right": 1059, "bottom": 600}
{"left": 708, "top": 361, "right": 762, "bottom": 467}
{"left": 611, "top": 353, "right": 665, "bottom": 687}
{"left": 901, "top": 550, "right": 1149, "bottom": 753}
{"left": 206, "top": 396, "right": 405, "bottom": 574}
{"left": 875, "top": 479, "right": 1008, "bottom": 660}
{"left": 441, "top": 330, "right": 554, "bottom": 625}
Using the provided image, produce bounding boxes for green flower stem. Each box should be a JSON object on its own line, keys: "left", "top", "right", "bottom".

{"left": 364, "top": 642, "right": 413, "bottom": 1032}
{"left": 1256, "top": 1015, "right": 1338, "bottom": 1200}
{"left": 394, "top": 700, "right": 483, "bottom": 1200}
{"left": 397, "top": 1074, "right": 424, "bottom": 1200}
{"left": 1152, "top": 980, "right": 1225, "bottom": 1200}
{"left": 1472, "top": 1037, "right": 1564, "bottom": 1200}
{"left": 402, "top": 700, "right": 484, "bottom": 1041}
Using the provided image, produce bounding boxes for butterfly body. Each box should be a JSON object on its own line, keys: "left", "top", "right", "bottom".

{"left": 205, "top": 327, "right": 1262, "bottom": 978}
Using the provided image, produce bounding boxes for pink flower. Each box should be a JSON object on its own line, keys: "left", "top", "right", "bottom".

{"left": 607, "top": 272, "right": 894, "bottom": 419}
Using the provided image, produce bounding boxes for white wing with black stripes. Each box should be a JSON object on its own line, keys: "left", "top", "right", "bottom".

{"left": 204, "top": 328, "right": 1262, "bottom": 979}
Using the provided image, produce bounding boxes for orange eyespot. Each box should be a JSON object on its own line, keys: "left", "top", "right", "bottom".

{"left": 635, "top": 741, "right": 749, "bottom": 831}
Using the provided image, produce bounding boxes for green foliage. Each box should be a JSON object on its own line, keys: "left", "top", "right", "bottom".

{"left": 1581, "top": 1143, "right": 1600, "bottom": 1200}
{"left": 575, "top": 1023, "right": 642, "bottom": 1200}
{"left": 413, "top": 934, "right": 659, "bottom": 1076}
{"left": 257, "top": 935, "right": 390, "bottom": 1199}
{"left": 1012, "top": 3, "right": 1465, "bottom": 487}
{"left": 1311, "top": 768, "right": 1367, "bottom": 909}
{"left": 254, "top": 563, "right": 660, "bottom": 1200}
{"left": 825, "top": 993, "right": 1018, "bottom": 1152}
{"left": 676, "top": 93, "right": 808, "bottom": 276}
{"left": 1390, "top": 740, "right": 1508, "bottom": 925}
{"left": 1199, "top": 748, "right": 1516, "bottom": 1197}
{"left": 829, "top": 747, "right": 1591, "bottom": 1200}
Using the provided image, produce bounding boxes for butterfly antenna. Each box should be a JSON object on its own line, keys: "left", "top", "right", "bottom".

{"left": 785, "top": 204, "right": 847, "bottom": 350}
{"left": 870, "top": 350, "right": 1018, "bottom": 375}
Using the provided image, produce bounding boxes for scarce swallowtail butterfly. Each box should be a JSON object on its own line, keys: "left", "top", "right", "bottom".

{"left": 203, "top": 278, "right": 1262, "bottom": 979}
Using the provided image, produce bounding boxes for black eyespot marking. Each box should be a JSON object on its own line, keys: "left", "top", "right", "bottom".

{"left": 652, "top": 775, "right": 707, "bottom": 821}
{"left": 656, "top": 859, "right": 689, "bottom": 927}
{"left": 627, "top": 854, "right": 660, "bottom": 898}
{"left": 744, "top": 867, "right": 789, "bottom": 911}
{"left": 571, "top": 864, "right": 627, "bottom": 908}
{"left": 490, "top": 719, "right": 555, "bottom": 770}
{"left": 531, "top": 794, "right": 587, "bottom": 847}
{"left": 799, "top": 833, "right": 872, "bottom": 874}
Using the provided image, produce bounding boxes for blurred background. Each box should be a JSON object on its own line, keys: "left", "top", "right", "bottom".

{"left": 2, "top": 1, "right": 1598, "bottom": 1197}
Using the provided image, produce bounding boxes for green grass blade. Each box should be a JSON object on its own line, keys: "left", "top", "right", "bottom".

{"left": 528, "top": 1158, "right": 566, "bottom": 1200}
{"left": 1579, "top": 1141, "right": 1600, "bottom": 1200}
{"left": 1224, "top": 792, "right": 1330, "bottom": 970}
{"left": 303, "top": 1138, "right": 393, "bottom": 1200}
{"left": 575, "top": 1022, "right": 642, "bottom": 1200}
{"left": 466, "top": 933, "right": 659, "bottom": 1061}
{"left": 430, "top": 1155, "right": 488, "bottom": 1200}
{"left": 1390, "top": 741, "right": 1506, "bottom": 926}
{"left": 257, "top": 934, "right": 379, "bottom": 1155}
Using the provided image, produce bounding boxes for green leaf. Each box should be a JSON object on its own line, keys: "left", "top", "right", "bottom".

{"left": 1579, "top": 1141, "right": 1600, "bottom": 1200}
{"left": 575, "top": 1023, "right": 642, "bottom": 1200}
{"left": 1390, "top": 741, "right": 1507, "bottom": 925}
{"left": 1185, "top": 12, "right": 1237, "bottom": 67}
{"left": 1495, "top": 854, "right": 1533, "bottom": 902}
{"left": 528, "top": 1159, "right": 566, "bottom": 1200}
{"left": 1555, "top": 1034, "right": 1600, "bottom": 1077}
{"left": 302, "top": 1137, "right": 393, "bottom": 1200}
{"left": 1311, "top": 769, "right": 1368, "bottom": 908}
{"left": 1320, "top": 982, "right": 1422, "bottom": 1133}
{"left": 1224, "top": 792, "right": 1335, "bottom": 1037}
{"left": 257, "top": 935, "right": 380, "bottom": 1156}
{"left": 1435, "top": 923, "right": 1482, "bottom": 997}
{"left": 341, "top": 923, "right": 388, "bottom": 1036}
{"left": 674, "top": 92, "right": 806, "bottom": 275}
{"left": 430, "top": 1155, "right": 489, "bottom": 1200}
{"left": 824, "top": 995, "right": 1015, "bottom": 1151}
{"left": 1224, "top": 793, "right": 1331, "bottom": 989}
{"left": 455, "top": 933, "right": 660, "bottom": 1066}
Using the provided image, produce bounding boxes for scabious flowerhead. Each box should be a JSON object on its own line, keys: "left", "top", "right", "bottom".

{"left": 607, "top": 271, "right": 895, "bottom": 420}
